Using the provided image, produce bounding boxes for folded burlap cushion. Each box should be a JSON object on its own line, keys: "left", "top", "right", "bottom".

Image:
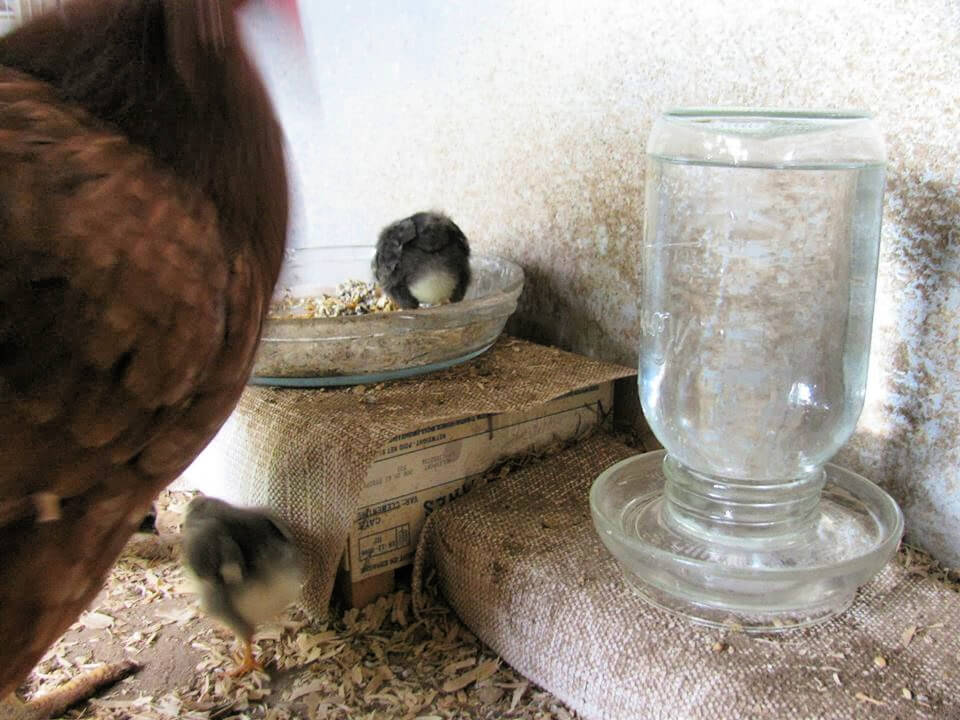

{"left": 413, "top": 434, "right": 960, "bottom": 720}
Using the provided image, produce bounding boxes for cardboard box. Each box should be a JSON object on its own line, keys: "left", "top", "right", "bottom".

{"left": 341, "top": 382, "right": 614, "bottom": 587}
{"left": 180, "top": 375, "right": 619, "bottom": 609}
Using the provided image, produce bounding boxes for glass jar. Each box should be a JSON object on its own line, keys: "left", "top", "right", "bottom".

{"left": 591, "top": 109, "right": 903, "bottom": 631}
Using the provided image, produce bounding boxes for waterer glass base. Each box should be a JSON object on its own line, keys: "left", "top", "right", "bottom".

{"left": 590, "top": 451, "right": 904, "bottom": 632}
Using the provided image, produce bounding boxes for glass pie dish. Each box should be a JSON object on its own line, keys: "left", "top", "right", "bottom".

{"left": 249, "top": 246, "right": 524, "bottom": 386}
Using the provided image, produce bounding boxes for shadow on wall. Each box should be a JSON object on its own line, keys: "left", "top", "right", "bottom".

{"left": 508, "top": 262, "right": 603, "bottom": 352}
{"left": 507, "top": 259, "right": 656, "bottom": 446}
{"left": 837, "top": 171, "right": 960, "bottom": 563}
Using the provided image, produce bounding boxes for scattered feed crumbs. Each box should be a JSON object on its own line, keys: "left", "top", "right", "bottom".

{"left": 270, "top": 280, "right": 397, "bottom": 320}
{"left": 17, "top": 491, "right": 580, "bottom": 720}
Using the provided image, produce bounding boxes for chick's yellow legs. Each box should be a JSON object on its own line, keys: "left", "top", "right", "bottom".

{"left": 227, "top": 638, "right": 263, "bottom": 678}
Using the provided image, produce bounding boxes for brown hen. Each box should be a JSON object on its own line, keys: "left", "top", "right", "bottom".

{"left": 0, "top": 0, "right": 290, "bottom": 697}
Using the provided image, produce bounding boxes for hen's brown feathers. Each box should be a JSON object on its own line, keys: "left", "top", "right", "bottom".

{"left": 1, "top": 64, "right": 229, "bottom": 443}
{"left": 0, "top": 0, "right": 288, "bottom": 696}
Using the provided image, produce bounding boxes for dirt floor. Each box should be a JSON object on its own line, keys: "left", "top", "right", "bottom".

{"left": 17, "top": 491, "right": 581, "bottom": 720}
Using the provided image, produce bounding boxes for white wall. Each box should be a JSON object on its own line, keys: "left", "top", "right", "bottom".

{"left": 244, "top": 0, "right": 960, "bottom": 564}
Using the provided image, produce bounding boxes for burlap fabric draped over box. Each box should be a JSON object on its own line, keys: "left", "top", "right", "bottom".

{"left": 216, "top": 337, "right": 636, "bottom": 615}
{"left": 413, "top": 434, "right": 960, "bottom": 720}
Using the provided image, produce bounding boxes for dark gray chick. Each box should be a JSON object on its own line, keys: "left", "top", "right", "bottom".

{"left": 136, "top": 503, "right": 159, "bottom": 535}
{"left": 372, "top": 212, "right": 471, "bottom": 309}
{"left": 181, "top": 496, "right": 304, "bottom": 677}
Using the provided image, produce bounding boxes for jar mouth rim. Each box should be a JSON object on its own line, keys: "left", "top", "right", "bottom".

{"left": 663, "top": 107, "right": 875, "bottom": 121}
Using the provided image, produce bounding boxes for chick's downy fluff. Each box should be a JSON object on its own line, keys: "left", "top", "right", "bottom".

{"left": 182, "top": 496, "right": 304, "bottom": 675}
{"left": 372, "top": 211, "right": 471, "bottom": 309}
{"left": 0, "top": 0, "right": 290, "bottom": 696}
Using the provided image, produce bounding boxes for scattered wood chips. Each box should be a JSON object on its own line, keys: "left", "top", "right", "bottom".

{"left": 899, "top": 542, "right": 960, "bottom": 593}
{"left": 16, "top": 491, "right": 580, "bottom": 720}
{"left": 14, "top": 485, "right": 959, "bottom": 719}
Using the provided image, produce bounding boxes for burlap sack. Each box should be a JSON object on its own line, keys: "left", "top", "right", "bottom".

{"left": 413, "top": 434, "right": 960, "bottom": 720}
{"left": 207, "top": 337, "right": 635, "bottom": 616}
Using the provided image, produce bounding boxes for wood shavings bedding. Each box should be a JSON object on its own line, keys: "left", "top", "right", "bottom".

{"left": 14, "top": 485, "right": 957, "bottom": 719}
{"left": 16, "top": 491, "right": 582, "bottom": 720}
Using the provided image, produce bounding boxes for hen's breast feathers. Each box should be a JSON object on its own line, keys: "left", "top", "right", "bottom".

{"left": 0, "top": 65, "right": 269, "bottom": 692}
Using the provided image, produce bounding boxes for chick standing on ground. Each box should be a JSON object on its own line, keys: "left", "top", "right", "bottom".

{"left": 372, "top": 212, "right": 472, "bottom": 309}
{"left": 181, "top": 497, "right": 304, "bottom": 677}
